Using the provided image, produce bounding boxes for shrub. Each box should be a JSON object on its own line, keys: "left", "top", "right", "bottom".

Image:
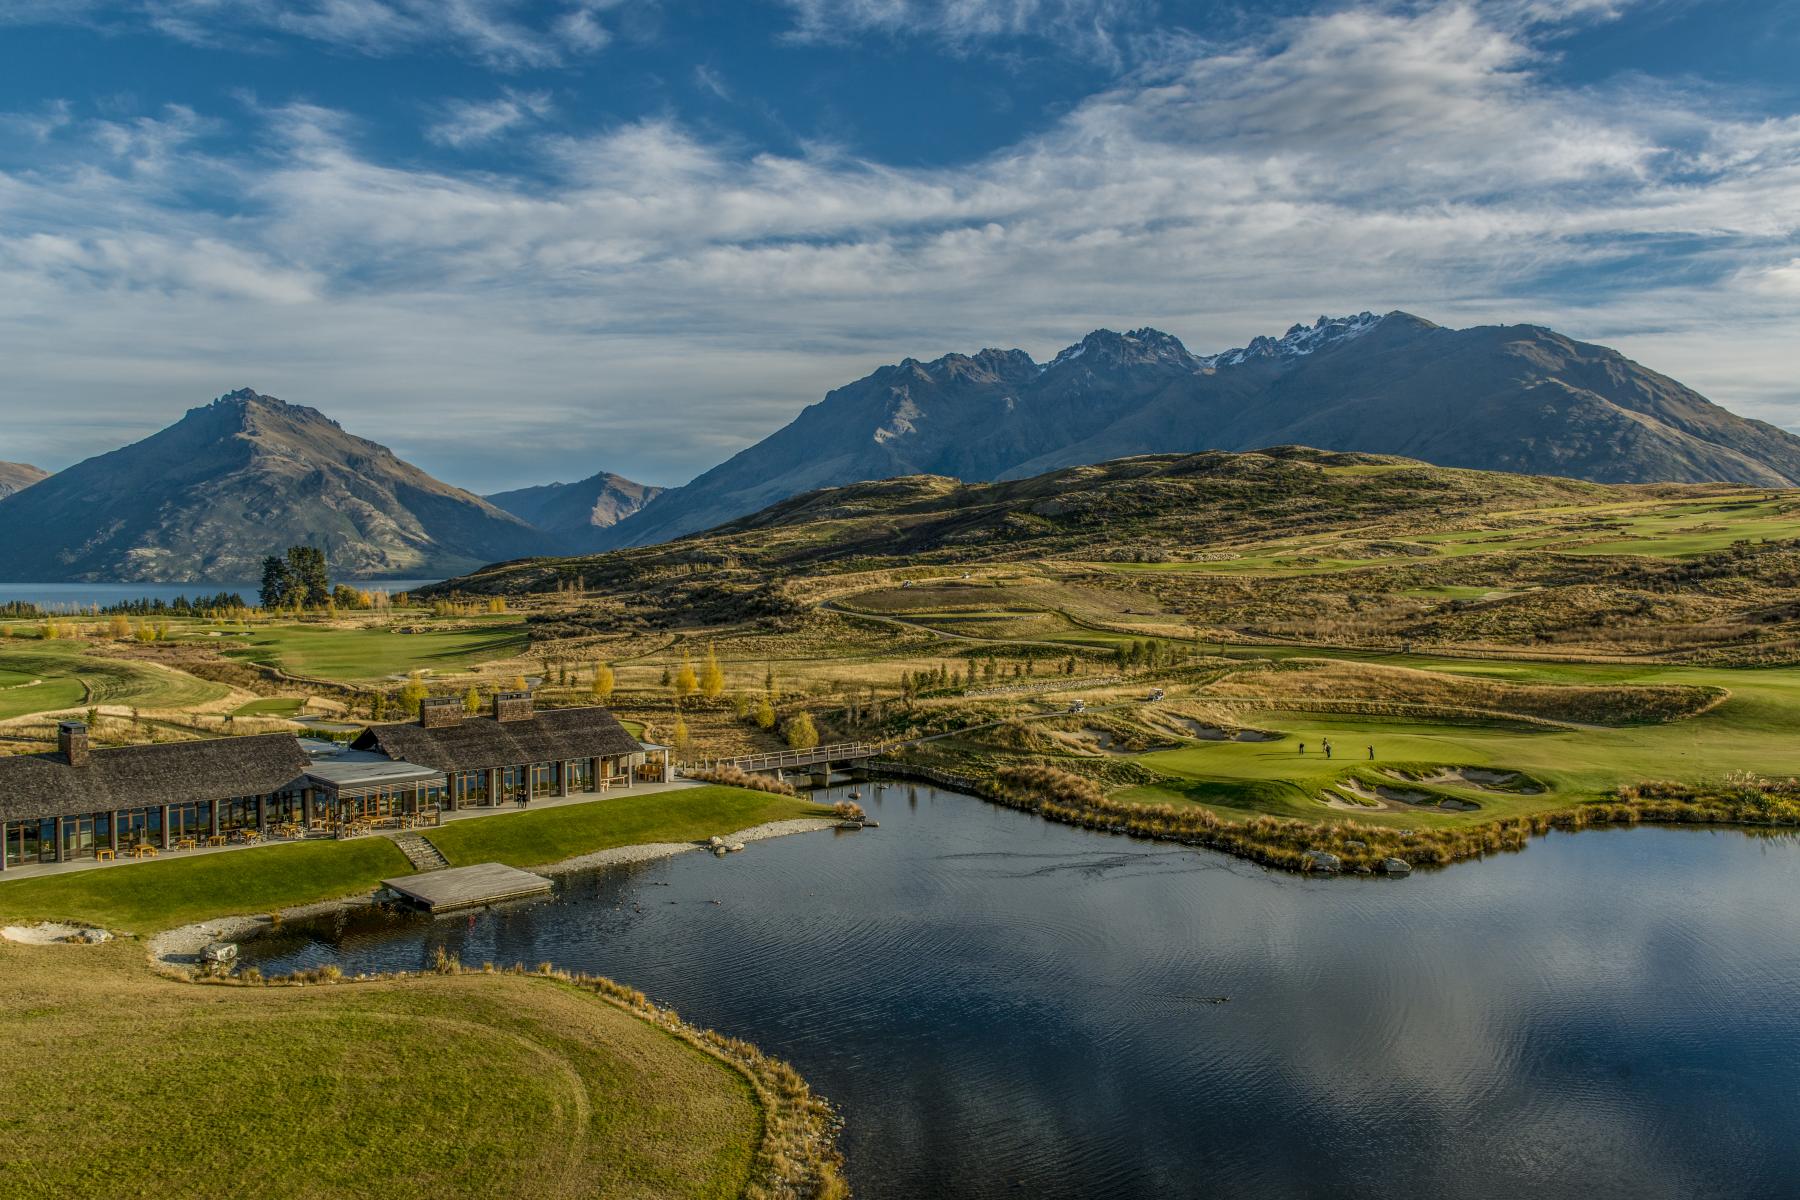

{"left": 689, "top": 764, "right": 798, "bottom": 796}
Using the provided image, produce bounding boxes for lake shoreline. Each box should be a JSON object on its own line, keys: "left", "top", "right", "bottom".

{"left": 149, "top": 816, "right": 839, "bottom": 971}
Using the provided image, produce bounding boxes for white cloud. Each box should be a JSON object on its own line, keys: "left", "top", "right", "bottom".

{"left": 3, "top": 0, "right": 615, "bottom": 69}
{"left": 426, "top": 89, "right": 555, "bottom": 148}
{"left": 776, "top": 0, "right": 1158, "bottom": 63}
{"left": 0, "top": 3, "right": 1795, "bottom": 490}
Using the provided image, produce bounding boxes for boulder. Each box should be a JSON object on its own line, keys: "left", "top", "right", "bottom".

{"left": 1381, "top": 858, "right": 1413, "bottom": 876}
{"left": 1302, "top": 849, "right": 1342, "bottom": 873}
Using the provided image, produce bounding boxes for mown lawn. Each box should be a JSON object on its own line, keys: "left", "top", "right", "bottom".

{"left": 0, "top": 786, "right": 826, "bottom": 932}
{"left": 0, "top": 837, "right": 412, "bottom": 933}
{"left": 221, "top": 618, "right": 527, "bottom": 681}
{"left": 231, "top": 696, "right": 304, "bottom": 717}
{"left": 0, "top": 941, "right": 759, "bottom": 1200}
{"left": 429, "top": 786, "right": 832, "bottom": 869}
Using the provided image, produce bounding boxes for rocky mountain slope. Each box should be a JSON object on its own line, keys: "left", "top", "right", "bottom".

{"left": 486, "top": 471, "right": 663, "bottom": 550}
{"left": 601, "top": 312, "right": 1800, "bottom": 547}
{"left": 0, "top": 461, "right": 47, "bottom": 498}
{"left": 0, "top": 390, "right": 553, "bottom": 581}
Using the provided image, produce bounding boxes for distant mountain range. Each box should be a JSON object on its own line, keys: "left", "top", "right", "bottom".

{"left": 596, "top": 312, "right": 1800, "bottom": 547}
{"left": 4, "top": 312, "right": 1795, "bottom": 583}
{"left": 0, "top": 460, "right": 47, "bottom": 498}
{"left": 485, "top": 472, "right": 664, "bottom": 551}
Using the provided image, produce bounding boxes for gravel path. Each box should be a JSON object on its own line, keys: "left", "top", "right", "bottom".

{"left": 541, "top": 817, "right": 838, "bottom": 876}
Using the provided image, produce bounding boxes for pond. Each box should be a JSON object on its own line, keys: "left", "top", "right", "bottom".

{"left": 243, "top": 784, "right": 1800, "bottom": 1199}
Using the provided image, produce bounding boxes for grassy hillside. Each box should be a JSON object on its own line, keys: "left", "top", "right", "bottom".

{"left": 0, "top": 942, "right": 766, "bottom": 1200}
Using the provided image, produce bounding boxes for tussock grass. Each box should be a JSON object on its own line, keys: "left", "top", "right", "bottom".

{"left": 687, "top": 763, "right": 800, "bottom": 796}
{"left": 981, "top": 764, "right": 1800, "bottom": 875}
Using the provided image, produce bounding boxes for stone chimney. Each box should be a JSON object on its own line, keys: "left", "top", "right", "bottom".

{"left": 59, "top": 720, "right": 89, "bottom": 768}
{"left": 493, "top": 690, "right": 534, "bottom": 723}
{"left": 419, "top": 696, "right": 463, "bottom": 730}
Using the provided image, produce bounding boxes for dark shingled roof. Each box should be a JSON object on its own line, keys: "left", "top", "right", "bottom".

{"left": 350, "top": 706, "right": 641, "bottom": 775}
{"left": 0, "top": 733, "right": 311, "bottom": 822}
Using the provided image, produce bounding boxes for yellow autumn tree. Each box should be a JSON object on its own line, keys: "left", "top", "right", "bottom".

{"left": 700, "top": 644, "right": 724, "bottom": 700}
{"left": 591, "top": 662, "right": 615, "bottom": 703}
{"left": 399, "top": 672, "right": 430, "bottom": 717}
{"left": 784, "top": 711, "right": 819, "bottom": 750}
{"left": 674, "top": 657, "right": 698, "bottom": 701}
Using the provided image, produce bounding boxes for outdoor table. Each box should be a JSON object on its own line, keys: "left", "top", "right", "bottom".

{"left": 207, "top": 834, "right": 227, "bottom": 847}
{"left": 95, "top": 847, "right": 115, "bottom": 862}
{"left": 176, "top": 838, "right": 197, "bottom": 850}
{"left": 240, "top": 831, "right": 262, "bottom": 844}
{"left": 128, "top": 845, "right": 158, "bottom": 859}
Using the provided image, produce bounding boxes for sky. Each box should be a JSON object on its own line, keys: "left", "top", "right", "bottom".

{"left": 0, "top": 0, "right": 1795, "bottom": 493}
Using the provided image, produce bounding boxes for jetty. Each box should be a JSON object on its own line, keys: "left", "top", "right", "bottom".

{"left": 381, "top": 862, "right": 552, "bottom": 913}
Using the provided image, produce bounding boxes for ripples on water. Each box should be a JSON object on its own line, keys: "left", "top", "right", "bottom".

{"left": 245, "top": 786, "right": 1800, "bottom": 1199}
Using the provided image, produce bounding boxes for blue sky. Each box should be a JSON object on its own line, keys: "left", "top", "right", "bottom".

{"left": 0, "top": 0, "right": 1796, "bottom": 492}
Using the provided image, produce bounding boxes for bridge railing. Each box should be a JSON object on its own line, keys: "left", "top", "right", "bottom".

{"left": 693, "top": 741, "right": 879, "bottom": 773}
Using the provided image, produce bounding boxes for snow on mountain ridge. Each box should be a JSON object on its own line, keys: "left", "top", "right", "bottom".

{"left": 1199, "top": 311, "right": 1385, "bottom": 369}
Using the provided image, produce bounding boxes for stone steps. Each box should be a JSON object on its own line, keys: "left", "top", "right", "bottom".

{"left": 391, "top": 831, "right": 450, "bottom": 872}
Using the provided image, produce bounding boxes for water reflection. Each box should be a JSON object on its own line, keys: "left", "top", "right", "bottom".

{"left": 245, "top": 785, "right": 1800, "bottom": 1199}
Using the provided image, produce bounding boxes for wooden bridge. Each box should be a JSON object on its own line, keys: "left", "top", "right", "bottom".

{"left": 695, "top": 741, "right": 880, "bottom": 777}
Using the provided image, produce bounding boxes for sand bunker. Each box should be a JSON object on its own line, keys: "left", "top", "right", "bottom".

{"left": 1340, "top": 778, "right": 1481, "bottom": 812}
{"left": 1318, "top": 790, "right": 1374, "bottom": 811}
{"left": 1065, "top": 727, "right": 1162, "bottom": 756}
{"left": 1384, "top": 767, "right": 1543, "bottom": 795}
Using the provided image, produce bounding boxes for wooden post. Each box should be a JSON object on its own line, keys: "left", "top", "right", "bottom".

{"left": 210, "top": 801, "right": 220, "bottom": 837}
{"left": 160, "top": 805, "right": 171, "bottom": 848}
{"left": 489, "top": 767, "right": 502, "bottom": 807}
{"left": 111, "top": 813, "right": 120, "bottom": 854}
{"left": 0, "top": 820, "right": 8, "bottom": 873}
{"left": 254, "top": 796, "right": 265, "bottom": 833}
{"left": 55, "top": 817, "right": 67, "bottom": 863}
{"left": 302, "top": 787, "right": 314, "bottom": 830}
{"left": 559, "top": 761, "right": 571, "bottom": 798}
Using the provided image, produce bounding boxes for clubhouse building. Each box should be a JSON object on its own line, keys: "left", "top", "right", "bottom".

{"left": 0, "top": 693, "right": 666, "bottom": 871}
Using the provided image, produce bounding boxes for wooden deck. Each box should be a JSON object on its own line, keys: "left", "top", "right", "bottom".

{"left": 381, "top": 862, "right": 552, "bottom": 912}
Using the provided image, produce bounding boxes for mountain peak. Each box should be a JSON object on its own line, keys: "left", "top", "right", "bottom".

{"left": 0, "top": 389, "right": 552, "bottom": 582}
{"left": 1049, "top": 327, "right": 1196, "bottom": 371}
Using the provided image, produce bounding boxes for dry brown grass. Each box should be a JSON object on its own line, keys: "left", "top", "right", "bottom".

{"left": 1201, "top": 659, "right": 1722, "bottom": 726}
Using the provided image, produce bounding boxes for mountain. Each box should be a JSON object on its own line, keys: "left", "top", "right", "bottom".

{"left": 485, "top": 471, "right": 664, "bottom": 549}
{"left": 601, "top": 312, "right": 1800, "bottom": 547}
{"left": 0, "top": 461, "right": 47, "bottom": 498}
{"left": 0, "top": 389, "right": 553, "bottom": 582}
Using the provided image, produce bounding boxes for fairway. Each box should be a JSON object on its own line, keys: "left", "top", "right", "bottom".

{"left": 1117, "top": 658, "right": 1800, "bottom": 826}
{"left": 222, "top": 618, "right": 528, "bottom": 680}
{"left": 0, "top": 643, "right": 228, "bottom": 720}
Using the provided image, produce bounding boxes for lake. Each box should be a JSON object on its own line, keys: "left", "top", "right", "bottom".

{"left": 0, "top": 580, "right": 441, "bottom": 610}
{"left": 243, "top": 785, "right": 1800, "bottom": 1199}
